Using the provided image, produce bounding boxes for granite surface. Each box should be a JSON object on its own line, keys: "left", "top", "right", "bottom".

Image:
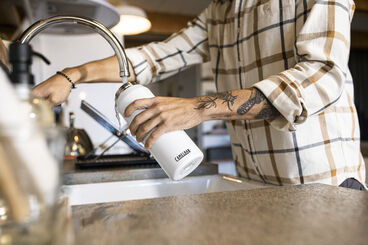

{"left": 72, "top": 184, "right": 368, "bottom": 245}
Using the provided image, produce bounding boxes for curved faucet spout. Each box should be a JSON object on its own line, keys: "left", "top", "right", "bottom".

{"left": 17, "top": 16, "right": 130, "bottom": 79}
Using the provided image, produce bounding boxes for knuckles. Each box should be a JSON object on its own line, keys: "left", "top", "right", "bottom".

{"left": 141, "top": 124, "right": 150, "bottom": 132}
{"left": 32, "top": 90, "right": 41, "bottom": 97}
{"left": 136, "top": 134, "right": 143, "bottom": 142}
{"left": 49, "top": 96, "right": 59, "bottom": 105}
{"left": 153, "top": 104, "right": 164, "bottom": 112}
{"left": 129, "top": 122, "right": 138, "bottom": 134}
{"left": 133, "top": 113, "right": 144, "bottom": 124}
{"left": 131, "top": 99, "right": 140, "bottom": 107}
{"left": 158, "top": 112, "right": 167, "bottom": 120}
{"left": 126, "top": 98, "right": 149, "bottom": 116}
{"left": 126, "top": 99, "right": 139, "bottom": 110}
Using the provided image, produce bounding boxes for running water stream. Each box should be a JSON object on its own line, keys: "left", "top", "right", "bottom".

{"left": 114, "top": 76, "right": 129, "bottom": 130}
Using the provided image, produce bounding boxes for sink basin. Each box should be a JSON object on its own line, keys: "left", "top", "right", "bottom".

{"left": 62, "top": 175, "right": 269, "bottom": 206}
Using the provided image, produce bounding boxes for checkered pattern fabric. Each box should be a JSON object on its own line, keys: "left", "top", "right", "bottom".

{"left": 126, "top": 0, "right": 366, "bottom": 186}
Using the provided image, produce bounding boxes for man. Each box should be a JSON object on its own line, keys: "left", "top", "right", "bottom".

{"left": 33, "top": 0, "right": 366, "bottom": 188}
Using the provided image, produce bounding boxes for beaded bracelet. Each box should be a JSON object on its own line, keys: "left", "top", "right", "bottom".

{"left": 56, "top": 71, "right": 76, "bottom": 89}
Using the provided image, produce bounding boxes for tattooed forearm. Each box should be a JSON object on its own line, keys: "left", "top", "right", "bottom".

{"left": 237, "top": 89, "right": 280, "bottom": 120}
{"left": 210, "top": 114, "right": 232, "bottom": 120}
{"left": 195, "top": 96, "right": 217, "bottom": 110}
{"left": 195, "top": 91, "right": 237, "bottom": 111}
{"left": 237, "top": 89, "right": 263, "bottom": 115}
{"left": 254, "top": 103, "right": 280, "bottom": 119}
{"left": 194, "top": 89, "right": 279, "bottom": 121}
{"left": 216, "top": 91, "right": 237, "bottom": 111}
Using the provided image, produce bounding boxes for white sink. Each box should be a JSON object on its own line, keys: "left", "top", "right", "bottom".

{"left": 62, "top": 175, "right": 269, "bottom": 206}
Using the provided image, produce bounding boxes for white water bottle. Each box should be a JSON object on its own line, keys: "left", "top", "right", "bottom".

{"left": 115, "top": 83, "right": 204, "bottom": 180}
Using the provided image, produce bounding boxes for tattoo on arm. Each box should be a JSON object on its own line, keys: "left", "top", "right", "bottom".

{"left": 216, "top": 91, "right": 237, "bottom": 111}
{"left": 195, "top": 91, "right": 237, "bottom": 111}
{"left": 210, "top": 114, "right": 232, "bottom": 120}
{"left": 195, "top": 96, "right": 217, "bottom": 110}
{"left": 237, "top": 89, "right": 280, "bottom": 120}
{"left": 254, "top": 103, "right": 280, "bottom": 119}
{"left": 237, "top": 89, "right": 263, "bottom": 115}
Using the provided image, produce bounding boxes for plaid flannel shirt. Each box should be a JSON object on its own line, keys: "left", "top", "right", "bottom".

{"left": 126, "top": 0, "right": 366, "bottom": 186}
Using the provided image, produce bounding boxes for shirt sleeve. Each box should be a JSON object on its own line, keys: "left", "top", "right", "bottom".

{"left": 125, "top": 8, "right": 210, "bottom": 85}
{"left": 253, "top": 0, "right": 355, "bottom": 131}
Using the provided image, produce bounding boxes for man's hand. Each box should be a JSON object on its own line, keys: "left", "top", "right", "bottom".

{"left": 32, "top": 56, "right": 136, "bottom": 105}
{"left": 124, "top": 97, "right": 204, "bottom": 149}
{"left": 32, "top": 68, "right": 78, "bottom": 105}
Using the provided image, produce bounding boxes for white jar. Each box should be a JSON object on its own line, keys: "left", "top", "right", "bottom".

{"left": 115, "top": 83, "right": 204, "bottom": 180}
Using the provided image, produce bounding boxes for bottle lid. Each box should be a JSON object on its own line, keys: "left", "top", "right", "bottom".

{"left": 115, "top": 81, "right": 134, "bottom": 100}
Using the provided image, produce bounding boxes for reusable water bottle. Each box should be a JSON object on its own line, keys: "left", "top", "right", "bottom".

{"left": 115, "top": 83, "right": 204, "bottom": 181}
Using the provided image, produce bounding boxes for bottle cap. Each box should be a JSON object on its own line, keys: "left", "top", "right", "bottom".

{"left": 115, "top": 82, "right": 134, "bottom": 101}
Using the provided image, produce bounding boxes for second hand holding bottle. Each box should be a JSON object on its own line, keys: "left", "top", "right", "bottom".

{"left": 115, "top": 83, "right": 204, "bottom": 181}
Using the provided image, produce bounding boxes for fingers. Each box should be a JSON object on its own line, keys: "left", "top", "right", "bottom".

{"left": 48, "top": 93, "right": 65, "bottom": 106}
{"left": 129, "top": 108, "right": 159, "bottom": 136}
{"left": 33, "top": 85, "right": 66, "bottom": 105}
{"left": 125, "top": 97, "right": 198, "bottom": 149}
{"left": 124, "top": 97, "right": 155, "bottom": 117}
{"left": 126, "top": 98, "right": 170, "bottom": 148}
{"left": 144, "top": 124, "right": 168, "bottom": 149}
{"left": 32, "top": 75, "right": 73, "bottom": 105}
{"left": 32, "top": 83, "right": 49, "bottom": 98}
{"left": 134, "top": 116, "right": 162, "bottom": 143}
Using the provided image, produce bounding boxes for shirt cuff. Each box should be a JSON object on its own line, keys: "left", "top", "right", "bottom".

{"left": 125, "top": 48, "right": 152, "bottom": 85}
{"left": 253, "top": 77, "right": 308, "bottom": 131}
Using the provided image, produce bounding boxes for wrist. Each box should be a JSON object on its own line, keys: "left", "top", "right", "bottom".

{"left": 62, "top": 67, "right": 82, "bottom": 85}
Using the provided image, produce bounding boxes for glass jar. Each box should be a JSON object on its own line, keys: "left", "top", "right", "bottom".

{"left": 0, "top": 129, "right": 59, "bottom": 244}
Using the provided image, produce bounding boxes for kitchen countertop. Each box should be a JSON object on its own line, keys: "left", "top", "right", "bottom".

{"left": 71, "top": 183, "right": 368, "bottom": 245}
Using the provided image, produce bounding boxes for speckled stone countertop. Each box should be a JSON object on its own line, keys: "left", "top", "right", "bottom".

{"left": 72, "top": 184, "right": 368, "bottom": 245}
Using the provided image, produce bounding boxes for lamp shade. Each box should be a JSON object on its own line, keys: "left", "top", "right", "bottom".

{"left": 111, "top": 5, "right": 151, "bottom": 35}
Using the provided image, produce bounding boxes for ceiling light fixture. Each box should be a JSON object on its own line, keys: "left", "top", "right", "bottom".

{"left": 111, "top": 5, "right": 151, "bottom": 35}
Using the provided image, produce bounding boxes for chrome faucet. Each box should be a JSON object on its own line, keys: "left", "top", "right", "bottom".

{"left": 17, "top": 16, "right": 130, "bottom": 79}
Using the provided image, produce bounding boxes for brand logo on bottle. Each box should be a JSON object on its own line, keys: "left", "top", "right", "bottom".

{"left": 175, "top": 149, "right": 191, "bottom": 162}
